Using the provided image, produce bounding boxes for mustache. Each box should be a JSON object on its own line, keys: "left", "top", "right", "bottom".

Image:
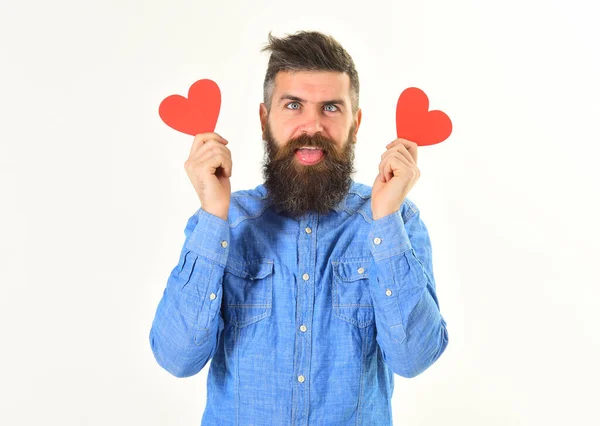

{"left": 276, "top": 132, "right": 338, "bottom": 157}
{"left": 292, "top": 133, "right": 337, "bottom": 149}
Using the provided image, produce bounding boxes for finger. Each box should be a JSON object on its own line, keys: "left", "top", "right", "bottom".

{"left": 386, "top": 137, "right": 412, "bottom": 149}
{"left": 378, "top": 160, "right": 385, "bottom": 182}
{"left": 197, "top": 146, "right": 232, "bottom": 174}
{"left": 382, "top": 141, "right": 417, "bottom": 166}
{"left": 194, "top": 140, "right": 230, "bottom": 160}
{"left": 199, "top": 151, "right": 230, "bottom": 176}
{"left": 393, "top": 143, "right": 417, "bottom": 167}
{"left": 204, "top": 148, "right": 233, "bottom": 178}
{"left": 195, "top": 132, "right": 228, "bottom": 145}
{"left": 379, "top": 153, "right": 395, "bottom": 182}
{"left": 386, "top": 138, "right": 418, "bottom": 164}
{"left": 384, "top": 155, "right": 411, "bottom": 182}
{"left": 380, "top": 149, "right": 403, "bottom": 180}
{"left": 380, "top": 145, "right": 416, "bottom": 171}
{"left": 381, "top": 153, "right": 412, "bottom": 182}
{"left": 391, "top": 153, "right": 420, "bottom": 181}
{"left": 379, "top": 153, "right": 395, "bottom": 183}
{"left": 405, "top": 141, "right": 418, "bottom": 164}
{"left": 214, "top": 153, "right": 233, "bottom": 178}
{"left": 190, "top": 133, "right": 229, "bottom": 157}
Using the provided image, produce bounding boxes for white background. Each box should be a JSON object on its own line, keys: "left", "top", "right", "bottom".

{"left": 2, "top": 0, "right": 599, "bottom": 424}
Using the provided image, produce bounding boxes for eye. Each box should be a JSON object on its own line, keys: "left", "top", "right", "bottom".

{"left": 286, "top": 102, "right": 301, "bottom": 110}
{"left": 324, "top": 104, "right": 339, "bottom": 112}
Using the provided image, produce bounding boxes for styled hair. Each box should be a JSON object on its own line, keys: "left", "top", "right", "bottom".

{"left": 260, "top": 30, "right": 360, "bottom": 114}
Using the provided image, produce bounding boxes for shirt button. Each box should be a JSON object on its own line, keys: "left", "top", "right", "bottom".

{"left": 373, "top": 237, "right": 382, "bottom": 245}
{"left": 300, "top": 325, "right": 307, "bottom": 332}
{"left": 221, "top": 240, "right": 228, "bottom": 248}
{"left": 298, "top": 375, "right": 305, "bottom": 383}
{"left": 209, "top": 292, "right": 216, "bottom": 300}
{"left": 305, "top": 227, "right": 312, "bottom": 234}
{"left": 302, "top": 273, "right": 309, "bottom": 281}
{"left": 386, "top": 289, "right": 392, "bottom": 296}
{"left": 357, "top": 267, "right": 365, "bottom": 274}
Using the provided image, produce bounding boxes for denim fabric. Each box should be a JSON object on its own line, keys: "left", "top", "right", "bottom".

{"left": 149, "top": 180, "right": 449, "bottom": 425}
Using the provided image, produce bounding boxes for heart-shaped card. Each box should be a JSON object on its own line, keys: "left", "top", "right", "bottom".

{"left": 396, "top": 87, "right": 452, "bottom": 146}
{"left": 159, "top": 79, "right": 221, "bottom": 136}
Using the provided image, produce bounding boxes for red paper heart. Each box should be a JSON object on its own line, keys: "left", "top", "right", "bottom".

{"left": 159, "top": 79, "right": 221, "bottom": 136}
{"left": 396, "top": 87, "right": 452, "bottom": 146}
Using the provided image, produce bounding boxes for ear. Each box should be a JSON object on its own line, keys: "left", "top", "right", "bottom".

{"left": 259, "top": 103, "right": 268, "bottom": 134}
{"left": 352, "top": 108, "right": 362, "bottom": 143}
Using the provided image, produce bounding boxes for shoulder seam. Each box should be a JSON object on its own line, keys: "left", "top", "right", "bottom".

{"left": 229, "top": 200, "right": 272, "bottom": 228}
{"left": 347, "top": 189, "right": 371, "bottom": 200}
{"left": 402, "top": 198, "right": 419, "bottom": 221}
{"left": 231, "top": 192, "right": 269, "bottom": 200}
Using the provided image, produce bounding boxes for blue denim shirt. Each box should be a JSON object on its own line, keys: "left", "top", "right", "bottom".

{"left": 149, "top": 180, "right": 449, "bottom": 425}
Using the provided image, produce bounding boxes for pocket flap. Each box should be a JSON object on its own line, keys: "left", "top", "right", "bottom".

{"left": 225, "top": 259, "right": 274, "bottom": 280}
{"left": 333, "top": 259, "right": 370, "bottom": 282}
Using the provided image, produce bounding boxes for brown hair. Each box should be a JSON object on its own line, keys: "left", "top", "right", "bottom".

{"left": 260, "top": 30, "right": 360, "bottom": 115}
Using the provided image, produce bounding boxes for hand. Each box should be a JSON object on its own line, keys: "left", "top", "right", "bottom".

{"left": 371, "top": 138, "right": 420, "bottom": 220}
{"left": 184, "top": 132, "right": 232, "bottom": 221}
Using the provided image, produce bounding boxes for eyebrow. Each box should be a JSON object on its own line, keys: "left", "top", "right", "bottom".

{"left": 277, "top": 93, "right": 346, "bottom": 107}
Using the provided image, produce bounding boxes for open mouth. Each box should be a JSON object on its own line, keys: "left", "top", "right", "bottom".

{"left": 294, "top": 147, "right": 325, "bottom": 165}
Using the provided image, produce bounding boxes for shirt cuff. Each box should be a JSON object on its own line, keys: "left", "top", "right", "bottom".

{"left": 185, "top": 208, "right": 231, "bottom": 267}
{"left": 369, "top": 210, "right": 412, "bottom": 261}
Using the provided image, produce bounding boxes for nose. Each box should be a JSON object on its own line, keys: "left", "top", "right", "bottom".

{"left": 299, "top": 107, "right": 324, "bottom": 135}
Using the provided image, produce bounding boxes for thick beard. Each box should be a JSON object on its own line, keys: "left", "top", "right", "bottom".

{"left": 261, "top": 121, "right": 357, "bottom": 218}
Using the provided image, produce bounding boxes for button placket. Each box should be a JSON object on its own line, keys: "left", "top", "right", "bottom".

{"left": 294, "top": 214, "right": 315, "bottom": 420}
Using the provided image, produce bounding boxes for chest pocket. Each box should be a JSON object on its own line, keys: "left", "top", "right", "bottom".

{"left": 332, "top": 259, "right": 375, "bottom": 328}
{"left": 221, "top": 258, "right": 274, "bottom": 328}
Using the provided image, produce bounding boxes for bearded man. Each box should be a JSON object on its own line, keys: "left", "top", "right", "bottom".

{"left": 150, "top": 30, "right": 449, "bottom": 426}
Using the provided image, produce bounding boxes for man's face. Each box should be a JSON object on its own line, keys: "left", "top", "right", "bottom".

{"left": 259, "top": 70, "right": 362, "bottom": 217}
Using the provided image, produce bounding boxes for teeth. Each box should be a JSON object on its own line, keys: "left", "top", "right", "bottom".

{"left": 300, "top": 147, "right": 320, "bottom": 150}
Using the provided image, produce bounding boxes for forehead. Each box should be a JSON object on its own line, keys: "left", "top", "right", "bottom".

{"left": 273, "top": 70, "right": 351, "bottom": 102}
